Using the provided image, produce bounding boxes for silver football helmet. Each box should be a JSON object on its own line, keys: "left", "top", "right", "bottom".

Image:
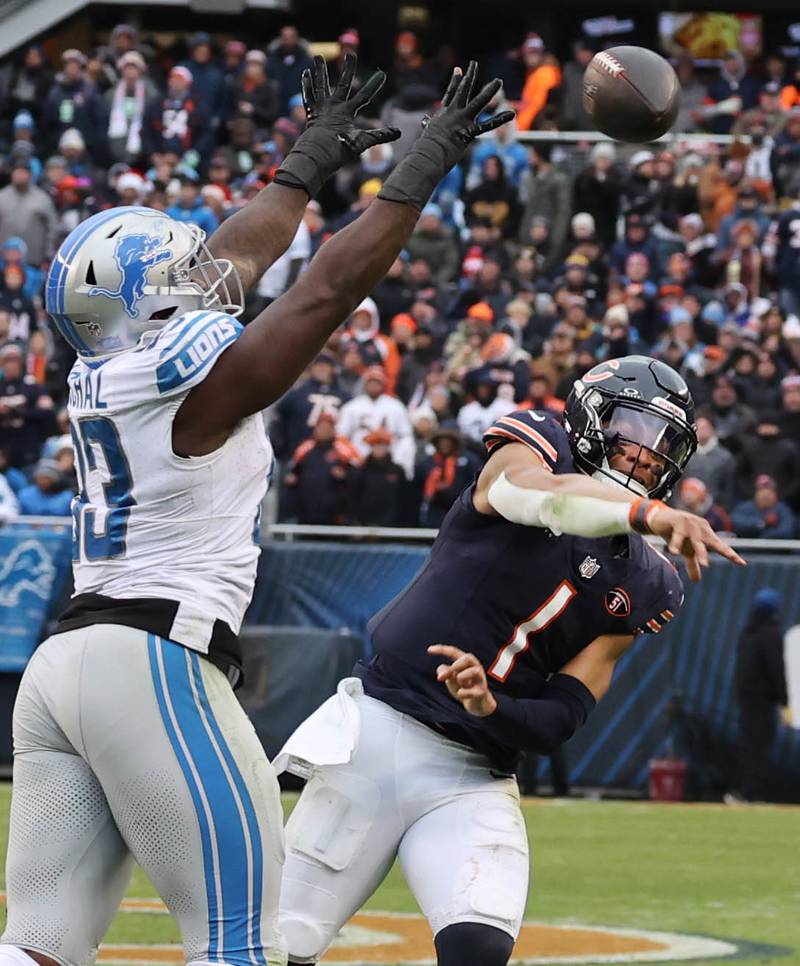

{"left": 45, "top": 206, "right": 244, "bottom": 357}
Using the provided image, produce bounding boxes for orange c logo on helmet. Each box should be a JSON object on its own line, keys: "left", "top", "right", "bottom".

{"left": 583, "top": 359, "right": 620, "bottom": 384}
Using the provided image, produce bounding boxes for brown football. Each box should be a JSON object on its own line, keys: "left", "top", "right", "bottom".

{"left": 583, "top": 45, "right": 680, "bottom": 143}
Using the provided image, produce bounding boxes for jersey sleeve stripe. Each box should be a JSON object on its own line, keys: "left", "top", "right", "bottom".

{"left": 157, "top": 311, "right": 216, "bottom": 358}
{"left": 485, "top": 429, "right": 553, "bottom": 470}
{"left": 155, "top": 314, "right": 243, "bottom": 394}
{"left": 495, "top": 416, "right": 559, "bottom": 462}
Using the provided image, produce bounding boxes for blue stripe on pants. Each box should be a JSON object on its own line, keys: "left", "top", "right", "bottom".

{"left": 189, "top": 651, "right": 267, "bottom": 966}
{"left": 151, "top": 635, "right": 265, "bottom": 966}
{"left": 147, "top": 633, "right": 222, "bottom": 958}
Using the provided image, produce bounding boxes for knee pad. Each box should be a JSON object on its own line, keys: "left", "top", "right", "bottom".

{"left": 434, "top": 922, "right": 514, "bottom": 966}
{"left": 280, "top": 912, "right": 329, "bottom": 964}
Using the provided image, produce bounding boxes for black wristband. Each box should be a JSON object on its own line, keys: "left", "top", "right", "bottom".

{"left": 274, "top": 128, "right": 355, "bottom": 198}
{"left": 377, "top": 130, "right": 453, "bottom": 211}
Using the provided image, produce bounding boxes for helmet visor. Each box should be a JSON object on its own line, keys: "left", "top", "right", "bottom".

{"left": 604, "top": 403, "right": 694, "bottom": 494}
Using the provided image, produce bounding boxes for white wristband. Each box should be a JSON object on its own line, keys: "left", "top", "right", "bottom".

{"left": 487, "top": 472, "right": 633, "bottom": 537}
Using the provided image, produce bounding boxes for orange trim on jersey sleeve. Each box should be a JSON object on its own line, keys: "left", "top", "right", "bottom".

{"left": 495, "top": 416, "right": 559, "bottom": 462}
{"left": 485, "top": 429, "right": 553, "bottom": 471}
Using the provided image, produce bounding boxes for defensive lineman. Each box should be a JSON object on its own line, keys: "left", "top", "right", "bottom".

{"left": 0, "top": 58, "right": 512, "bottom": 966}
{"left": 276, "top": 357, "right": 745, "bottom": 966}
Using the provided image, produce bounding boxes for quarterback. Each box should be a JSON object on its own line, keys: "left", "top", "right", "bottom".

{"left": 0, "top": 58, "right": 512, "bottom": 966}
{"left": 276, "top": 357, "right": 745, "bottom": 966}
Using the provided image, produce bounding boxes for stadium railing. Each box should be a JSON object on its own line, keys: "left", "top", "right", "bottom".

{"left": 5, "top": 516, "right": 799, "bottom": 551}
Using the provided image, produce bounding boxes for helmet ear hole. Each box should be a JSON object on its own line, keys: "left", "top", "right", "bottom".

{"left": 85, "top": 261, "right": 97, "bottom": 285}
{"left": 148, "top": 305, "right": 178, "bottom": 322}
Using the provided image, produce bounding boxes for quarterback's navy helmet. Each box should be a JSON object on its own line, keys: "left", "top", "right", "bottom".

{"left": 563, "top": 355, "right": 697, "bottom": 499}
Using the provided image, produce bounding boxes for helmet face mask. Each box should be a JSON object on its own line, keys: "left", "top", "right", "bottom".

{"left": 564, "top": 356, "right": 697, "bottom": 500}
{"left": 46, "top": 207, "right": 244, "bottom": 357}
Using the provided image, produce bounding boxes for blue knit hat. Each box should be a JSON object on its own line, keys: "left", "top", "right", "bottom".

{"left": 754, "top": 588, "right": 781, "bottom": 614}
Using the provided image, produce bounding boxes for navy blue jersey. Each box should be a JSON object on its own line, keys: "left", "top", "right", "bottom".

{"left": 357, "top": 410, "right": 683, "bottom": 770}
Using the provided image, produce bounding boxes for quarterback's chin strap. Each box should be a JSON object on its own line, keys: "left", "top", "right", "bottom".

{"left": 487, "top": 472, "right": 665, "bottom": 537}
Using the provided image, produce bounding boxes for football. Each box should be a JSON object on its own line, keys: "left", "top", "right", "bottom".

{"left": 582, "top": 45, "right": 680, "bottom": 143}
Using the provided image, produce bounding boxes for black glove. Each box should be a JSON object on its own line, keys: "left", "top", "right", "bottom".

{"left": 378, "top": 61, "right": 515, "bottom": 210}
{"left": 274, "top": 53, "right": 401, "bottom": 197}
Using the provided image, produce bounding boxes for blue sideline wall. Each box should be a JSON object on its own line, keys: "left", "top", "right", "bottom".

{"left": 1, "top": 525, "right": 799, "bottom": 796}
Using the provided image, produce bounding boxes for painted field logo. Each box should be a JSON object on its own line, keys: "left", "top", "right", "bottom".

{"left": 61, "top": 901, "right": 745, "bottom": 966}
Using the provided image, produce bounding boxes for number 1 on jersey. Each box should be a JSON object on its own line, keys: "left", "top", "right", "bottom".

{"left": 488, "top": 580, "right": 577, "bottom": 682}
{"left": 71, "top": 416, "right": 136, "bottom": 562}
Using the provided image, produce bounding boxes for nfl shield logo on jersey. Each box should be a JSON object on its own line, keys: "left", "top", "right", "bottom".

{"left": 579, "top": 555, "right": 600, "bottom": 580}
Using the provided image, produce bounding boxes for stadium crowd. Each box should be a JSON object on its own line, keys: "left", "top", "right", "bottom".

{"left": 2, "top": 25, "right": 800, "bottom": 535}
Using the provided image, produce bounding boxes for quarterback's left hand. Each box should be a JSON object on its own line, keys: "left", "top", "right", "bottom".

{"left": 274, "top": 53, "right": 401, "bottom": 197}
{"left": 429, "top": 644, "right": 497, "bottom": 717}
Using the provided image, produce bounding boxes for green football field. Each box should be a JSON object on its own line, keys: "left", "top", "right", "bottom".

{"left": 0, "top": 784, "right": 797, "bottom": 964}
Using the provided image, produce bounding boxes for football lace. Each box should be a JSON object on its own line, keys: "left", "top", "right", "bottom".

{"left": 593, "top": 52, "right": 625, "bottom": 77}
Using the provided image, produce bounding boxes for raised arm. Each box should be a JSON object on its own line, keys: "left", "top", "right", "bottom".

{"left": 474, "top": 442, "right": 745, "bottom": 581}
{"left": 205, "top": 54, "right": 401, "bottom": 292}
{"left": 175, "top": 62, "right": 514, "bottom": 455}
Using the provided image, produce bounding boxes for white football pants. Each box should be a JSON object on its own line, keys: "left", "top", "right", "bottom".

{"left": 277, "top": 685, "right": 530, "bottom": 964}
{"left": 1, "top": 625, "right": 287, "bottom": 966}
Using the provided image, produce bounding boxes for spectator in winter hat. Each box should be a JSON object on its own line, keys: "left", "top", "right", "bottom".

{"left": 267, "top": 25, "right": 313, "bottom": 115}
{"left": 108, "top": 24, "right": 140, "bottom": 61}
{"left": 735, "top": 410, "right": 800, "bottom": 507}
{"left": 0, "top": 159, "right": 57, "bottom": 265}
{"left": 708, "top": 373, "right": 757, "bottom": 449}
{"left": 144, "top": 66, "right": 206, "bottom": 159}
{"left": 677, "top": 477, "right": 732, "bottom": 532}
{"left": 731, "top": 474, "right": 797, "bottom": 539}
{"left": 224, "top": 40, "right": 248, "bottom": 78}
{"left": 283, "top": 411, "right": 360, "bottom": 526}
{"left": 338, "top": 365, "right": 414, "bottom": 477}
{"left": 572, "top": 142, "right": 621, "bottom": 248}
{"left": 165, "top": 174, "right": 218, "bottom": 235}
{"left": 341, "top": 298, "right": 401, "bottom": 394}
{"left": 350, "top": 425, "right": 406, "bottom": 527}
{"left": 420, "top": 426, "right": 480, "bottom": 522}
{"left": 698, "top": 49, "right": 761, "bottom": 135}
{"left": 516, "top": 33, "right": 561, "bottom": 131}
{"left": 179, "top": 31, "right": 226, "bottom": 118}
{"left": 17, "top": 459, "right": 73, "bottom": 516}
{"left": 231, "top": 50, "right": 280, "bottom": 128}
{"left": 0, "top": 237, "right": 43, "bottom": 303}
{"left": 406, "top": 204, "right": 461, "bottom": 284}
{"left": 682, "top": 411, "right": 736, "bottom": 508}
{"left": 106, "top": 50, "right": 158, "bottom": 165}
{"left": 7, "top": 45, "right": 53, "bottom": 123}
{"left": 42, "top": 50, "right": 104, "bottom": 155}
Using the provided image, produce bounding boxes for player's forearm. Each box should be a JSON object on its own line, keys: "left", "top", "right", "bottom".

{"left": 206, "top": 183, "right": 308, "bottom": 293}
{"left": 311, "top": 198, "right": 420, "bottom": 303}
{"left": 488, "top": 469, "right": 664, "bottom": 537}
{"left": 231, "top": 199, "right": 419, "bottom": 407}
{"left": 484, "top": 674, "right": 596, "bottom": 754}
{"left": 558, "top": 634, "right": 634, "bottom": 702}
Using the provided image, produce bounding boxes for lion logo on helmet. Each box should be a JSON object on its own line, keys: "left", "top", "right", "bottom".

{"left": 88, "top": 233, "right": 173, "bottom": 319}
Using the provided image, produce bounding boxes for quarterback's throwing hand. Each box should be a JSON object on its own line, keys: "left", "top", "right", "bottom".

{"left": 429, "top": 644, "right": 497, "bottom": 717}
{"left": 646, "top": 505, "right": 746, "bottom": 582}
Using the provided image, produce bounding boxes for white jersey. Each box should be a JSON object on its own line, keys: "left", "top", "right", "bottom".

{"left": 67, "top": 309, "right": 273, "bottom": 650}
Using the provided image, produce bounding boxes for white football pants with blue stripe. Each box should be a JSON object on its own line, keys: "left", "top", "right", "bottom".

{"left": 0, "top": 625, "right": 287, "bottom": 966}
